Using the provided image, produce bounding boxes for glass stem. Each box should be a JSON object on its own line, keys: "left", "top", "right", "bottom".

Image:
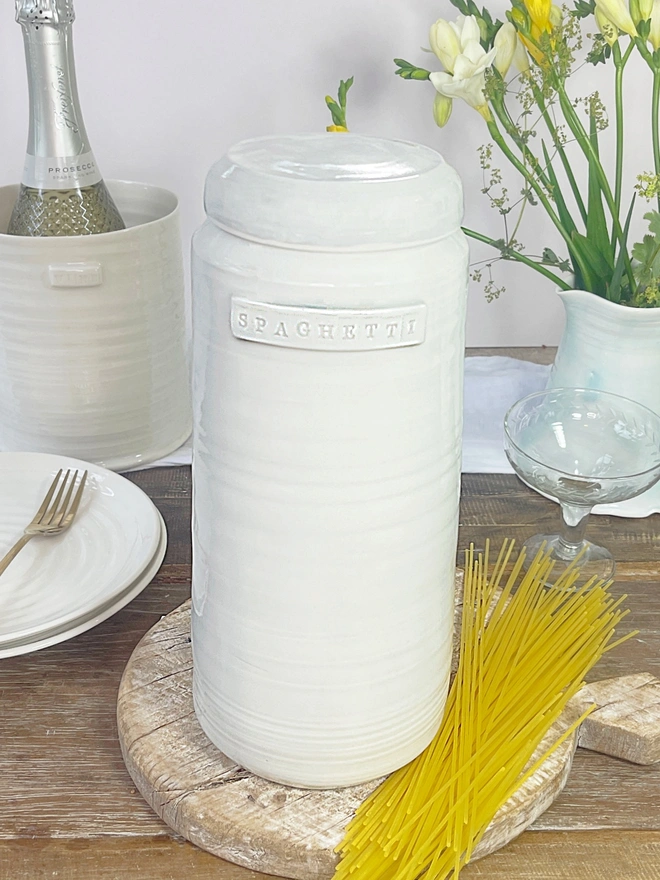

{"left": 556, "top": 504, "right": 591, "bottom": 560}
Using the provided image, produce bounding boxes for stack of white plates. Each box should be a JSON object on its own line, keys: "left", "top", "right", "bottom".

{"left": 0, "top": 452, "right": 167, "bottom": 658}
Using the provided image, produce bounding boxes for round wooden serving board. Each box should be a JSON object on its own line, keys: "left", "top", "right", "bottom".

{"left": 117, "top": 574, "right": 580, "bottom": 879}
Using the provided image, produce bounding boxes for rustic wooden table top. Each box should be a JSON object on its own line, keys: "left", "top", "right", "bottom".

{"left": 2, "top": 348, "right": 659, "bottom": 880}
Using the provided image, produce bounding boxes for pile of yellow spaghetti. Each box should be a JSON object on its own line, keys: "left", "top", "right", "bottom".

{"left": 334, "top": 540, "right": 633, "bottom": 880}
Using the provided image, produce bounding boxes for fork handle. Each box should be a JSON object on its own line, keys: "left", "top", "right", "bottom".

{"left": 0, "top": 534, "right": 34, "bottom": 577}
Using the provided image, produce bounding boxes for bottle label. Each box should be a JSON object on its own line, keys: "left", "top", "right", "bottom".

{"left": 22, "top": 151, "right": 102, "bottom": 190}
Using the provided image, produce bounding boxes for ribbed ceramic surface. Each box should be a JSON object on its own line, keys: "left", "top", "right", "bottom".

{"left": 192, "top": 135, "right": 468, "bottom": 788}
{"left": 550, "top": 290, "right": 660, "bottom": 515}
{"left": 0, "top": 181, "right": 191, "bottom": 470}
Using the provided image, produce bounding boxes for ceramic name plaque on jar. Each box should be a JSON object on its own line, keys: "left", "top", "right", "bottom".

{"left": 191, "top": 134, "right": 469, "bottom": 789}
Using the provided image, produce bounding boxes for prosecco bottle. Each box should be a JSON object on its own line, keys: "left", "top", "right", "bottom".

{"left": 8, "top": 0, "right": 125, "bottom": 236}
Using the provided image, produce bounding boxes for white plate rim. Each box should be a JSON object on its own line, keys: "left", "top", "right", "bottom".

{"left": 0, "top": 451, "right": 164, "bottom": 643}
{"left": 0, "top": 511, "right": 167, "bottom": 659}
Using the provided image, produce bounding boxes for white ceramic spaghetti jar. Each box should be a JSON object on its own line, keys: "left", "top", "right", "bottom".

{"left": 191, "top": 134, "right": 468, "bottom": 789}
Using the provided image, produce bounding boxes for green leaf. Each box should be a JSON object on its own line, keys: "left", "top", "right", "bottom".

{"left": 632, "top": 234, "right": 657, "bottom": 279}
{"left": 638, "top": 18, "right": 651, "bottom": 38}
{"left": 573, "top": 0, "right": 595, "bottom": 18}
{"left": 542, "top": 139, "right": 587, "bottom": 228}
{"left": 338, "top": 77, "right": 353, "bottom": 110}
{"left": 587, "top": 41, "right": 610, "bottom": 65}
{"left": 585, "top": 115, "right": 613, "bottom": 278}
{"left": 325, "top": 97, "right": 345, "bottom": 127}
{"left": 607, "top": 195, "right": 635, "bottom": 303}
{"left": 571, "top": 230, "right": 612, "bottom": 294}
{"left": 541, "top": 248, "right": 571, "bottom": 272}
{"left": 541, "top": 132, "right": 613, "bottom": 294}
{"left": 449, "top": 0, "right": 470, "bottom": 13}
{"left": 542, "top": 142, "right": 577, "bottom": 236}
{"left": 541, "top": 141, "right": 586, "bottom": 281}
{"left": 448, "top": 0, "right": 500, "bottom": 44}
{"left": 631, "top": 211, "right": 660, "bottom": 289}
{"left": 645, "top": 209, "right": 660, "bottom": 237}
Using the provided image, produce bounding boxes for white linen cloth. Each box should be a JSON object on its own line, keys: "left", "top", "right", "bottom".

{"left": 461, "top": 356, "right": 551, "bottom": 473}
{"left": 134, "top": 356, "right": 550, "bottom": 474}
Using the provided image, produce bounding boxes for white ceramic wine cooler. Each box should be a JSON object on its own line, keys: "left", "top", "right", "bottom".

{"left": 0, "top": 180, "right": 192, "bottom": 470}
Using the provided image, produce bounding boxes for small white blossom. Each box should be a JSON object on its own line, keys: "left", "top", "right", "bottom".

{"left": 428, "top": 15, "right": 496, "bottom": 121}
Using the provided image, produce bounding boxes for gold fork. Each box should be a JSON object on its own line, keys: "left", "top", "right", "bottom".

{"left": 0, "top": 469, "right": 88, "bottom": 578}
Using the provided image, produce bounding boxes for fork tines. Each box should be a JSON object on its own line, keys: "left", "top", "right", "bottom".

{"left": 38, "top": 469, "right": 88, "bottom": 528}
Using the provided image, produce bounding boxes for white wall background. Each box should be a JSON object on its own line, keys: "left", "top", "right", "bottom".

{"left": 0, "top": 0, "right": 653, "bottom": 345}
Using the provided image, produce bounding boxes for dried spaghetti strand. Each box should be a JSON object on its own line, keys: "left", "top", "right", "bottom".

{"left": 334, "top": 540, "right": 634, "bottom": 880}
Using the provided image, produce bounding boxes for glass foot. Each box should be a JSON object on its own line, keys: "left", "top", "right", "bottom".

{"left": 520, "top": 533, "right": 615, "bottom": 585}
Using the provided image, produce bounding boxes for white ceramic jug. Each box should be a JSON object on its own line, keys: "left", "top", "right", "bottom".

{"left": 0, "top": 180, "right": 191, "bottom": 471}
{"left": 550, "top": 288, "right": 660, "bottom": 515}
{"left": 191, "top": 134, "right": 469, "bottom": 788}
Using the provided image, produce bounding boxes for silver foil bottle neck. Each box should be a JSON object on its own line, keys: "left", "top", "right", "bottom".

{"left": 15, "top": 0, "right": 75, "bottom": 26}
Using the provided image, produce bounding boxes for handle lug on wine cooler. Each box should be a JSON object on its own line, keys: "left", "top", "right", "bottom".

{"left": 47, "top": 262, "right": 103, "bottom": 288}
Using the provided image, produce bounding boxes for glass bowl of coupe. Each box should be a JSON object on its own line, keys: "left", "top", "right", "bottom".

{"left": 504, "top": 387, "right": 660, "bottom": 582}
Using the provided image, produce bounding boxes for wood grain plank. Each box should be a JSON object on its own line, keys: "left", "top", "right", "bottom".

{"left": 2, "top": 830, "right": 660, "bottom": 880}
{"left": 467, "top": 346, "right": 557, "bottom": 365}
{"left": 459, "top": 474, "right": 660, "bottom": 564}
{"left": 1, "top": 577, "right": 657, "bottom": 840}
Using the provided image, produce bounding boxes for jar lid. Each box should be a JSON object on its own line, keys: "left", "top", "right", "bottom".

{"left": 203, "top": 133, "right": 463, "bottom": 250}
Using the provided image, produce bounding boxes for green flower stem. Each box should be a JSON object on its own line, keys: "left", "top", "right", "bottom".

{"left": 490, "top": 98, "right": 552, "bottom": 191}
{"left": 653, "top": 70, "right": 660, "bottom": 211}
{"left": 555, "top": 83, "right": 636, "bottom": 291}
{"left": 486, "top": 116, "right": 585, "bottom": 272}
{"left": 463, "top": 226, "right": 573, "bottom": 289}
{"left": 532, "top": 87, "right": 587, "bottom": 226}
{"left": 612, "top": 41, "right": 635, "bottom": 228}
{"left": 632, "top": 37, "right": 660, "bottom": 210}
{"left": 634, "top": 35, "right": 656, "bottom": 68}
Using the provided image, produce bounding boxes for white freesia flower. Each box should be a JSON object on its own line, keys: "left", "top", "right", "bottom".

{"left": 494, "top": 22, "right": 517, "bottom": 76}
{"left": 430, "top": 69, "right": 492, "bottom": 117}
{"left": 513, "top": 35, "right": 530, "bottom": 72}
{"left": 639, "top": 0, "right": 654, "bottom": 20}
{"left": 433, "top": 92, "right": 453, "bottom": 127}
{"left": 595, "top": 6, "right": 620, "bottom": 43}
{"left": 428, "top": 14, "right": 496, "bottom": 121}
{"left": 650, "top": 0, "right": 660, "bottom": 48}
{"left": 593, "top": 0, "right": 637, "bottom": 35}
{"left": 429, "top": 14, "right": 484, "bottom": 74}
{"left": 429, "top": 19, "right": 462, "bottom": 73}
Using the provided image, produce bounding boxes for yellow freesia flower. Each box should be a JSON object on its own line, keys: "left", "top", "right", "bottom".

{"left": 524, "top": 0, "right": 553, "bottom": 31}
{"left": 517, "top": 0, "right": 557, "bottom": 63}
